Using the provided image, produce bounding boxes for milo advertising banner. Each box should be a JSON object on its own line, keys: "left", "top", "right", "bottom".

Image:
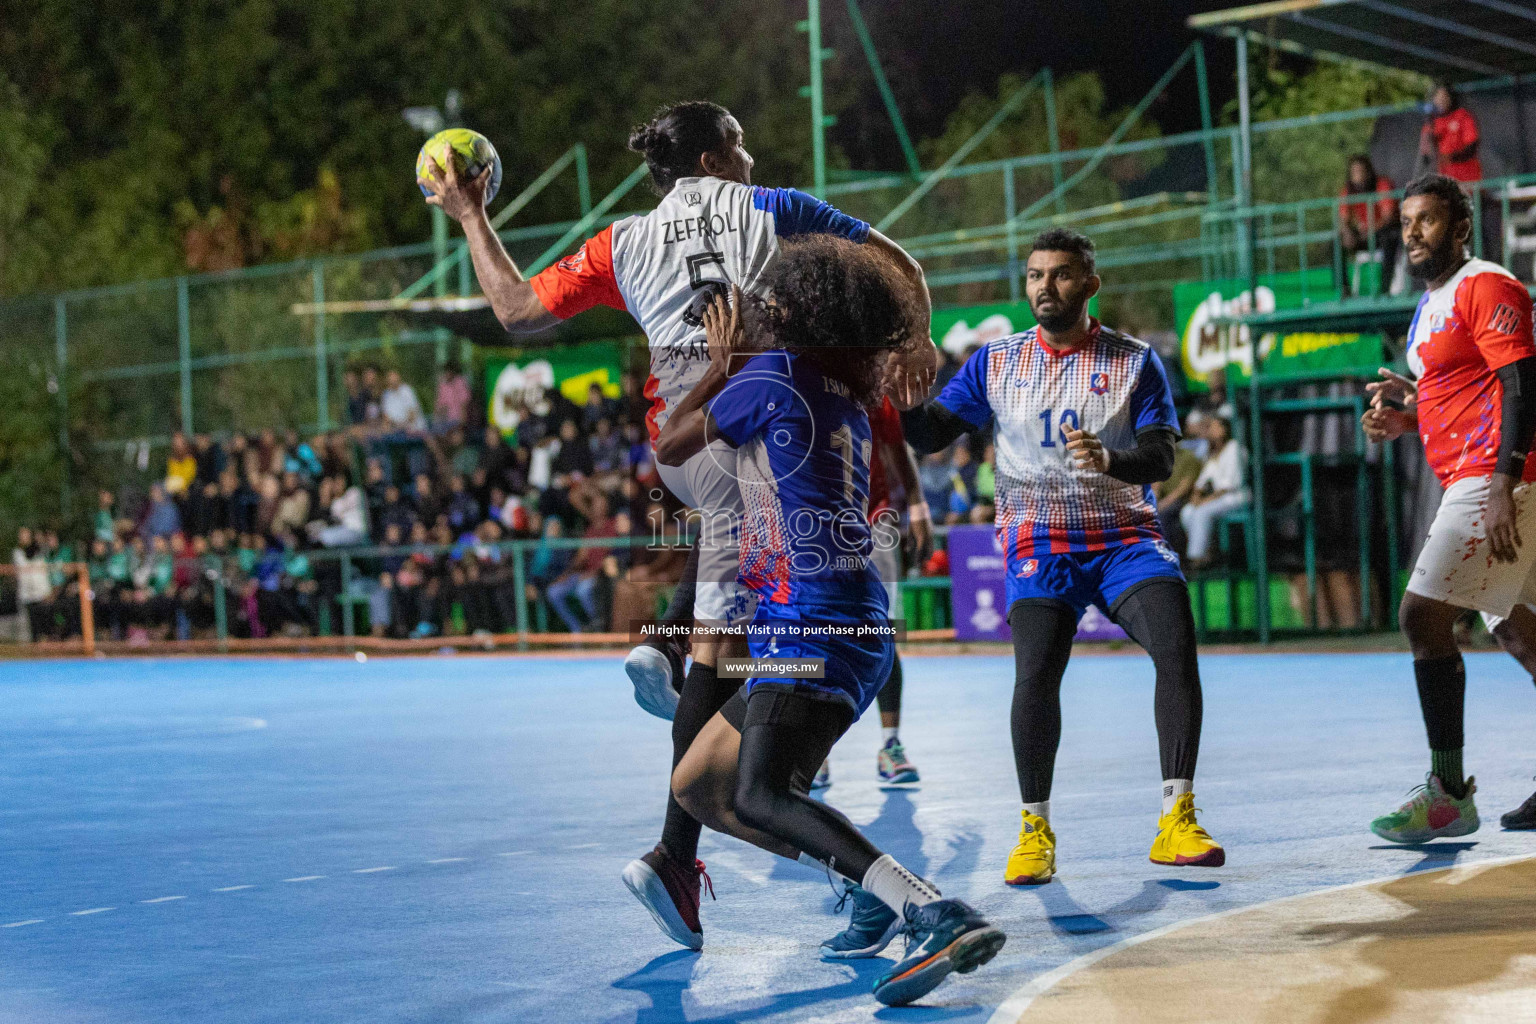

{"left": 1177, "top": 269, "right": 1384, "bottom": 391}
{"left": 485, "top": 339, "right": 624, "bottom": 436}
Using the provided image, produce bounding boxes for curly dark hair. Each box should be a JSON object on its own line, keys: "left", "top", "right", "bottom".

{"left": 1404, "top": 172, "right": 1473, "bottom": 227}
{"left": 1031, "top": 227, "right": 1096, "bottom": 276}
{"left": 627, "top": 101, "right": 735, "bottom": 195}
{"left": 743, "top": 236, "right": 916, "bottom": 408}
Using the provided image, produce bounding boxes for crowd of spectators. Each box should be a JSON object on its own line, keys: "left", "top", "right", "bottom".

{"left": 10, "top": 362, "right": 685, "bottom": 644}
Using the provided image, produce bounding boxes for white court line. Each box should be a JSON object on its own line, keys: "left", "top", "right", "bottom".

{"left": 427, "top": 858, "right": 467, "bottom": 864}
{"left": 69, "top": 908, "right": 114, "bottom": 916}
{"left": 2, "top": 920, "right": 43, "bottom": 928}
{"left": 352, "top": 867, "right": 395, "bottom": 874}
{"left": 497, "top": 851, "right": 532, "bottom": 857}
{"left": 566, "top": 843, "right": 600, "bottom": 850}
{"left": 140, "top": 896, "right": 185, "bottom": 904}
{"left": 212, "top": 885, "right": 255, "bottom": 892}
{"left": 282, "top": 876, "right": 324, "bottom": 883}
{"left": 984, "top": 851, "right": 1536, "bottom": 1024}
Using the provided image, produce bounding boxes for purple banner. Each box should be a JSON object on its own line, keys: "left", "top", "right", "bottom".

{"left": 946, "top": 525, "right": 1127, "bottom": 643}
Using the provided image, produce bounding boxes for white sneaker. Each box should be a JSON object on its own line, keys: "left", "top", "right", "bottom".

{"left": 626, "top": 644, "right": 680, "bottom": 720}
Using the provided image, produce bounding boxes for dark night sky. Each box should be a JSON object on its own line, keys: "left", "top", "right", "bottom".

{"left": 834, "top": 0, "right": 1249, "bottom": 166}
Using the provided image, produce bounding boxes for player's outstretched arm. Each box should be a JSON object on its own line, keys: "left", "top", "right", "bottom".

{"left": 654, "top": 290, "right": 742, "bottom": 466}
{"left": 420, "top": 155, "right": 559, "bottom": 336}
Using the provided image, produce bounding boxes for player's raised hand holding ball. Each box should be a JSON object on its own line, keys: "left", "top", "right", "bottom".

{"left": 416, "top": 128, "right": 502, "bottom": 223}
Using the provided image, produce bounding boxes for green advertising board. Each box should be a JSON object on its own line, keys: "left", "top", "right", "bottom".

{"left": 484, "top": 339, "right": 624, "bottom": 435}
{"left": 1176, "top": 269, "right": 1385, "bottom": 390}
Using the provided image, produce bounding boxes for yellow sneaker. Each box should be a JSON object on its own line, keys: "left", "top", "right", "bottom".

{"left": 1149, "top": 792, "right": 1225, "bottom": 867}
{"left": 1004, "top": 810, "right": 1055, "bottom": 885}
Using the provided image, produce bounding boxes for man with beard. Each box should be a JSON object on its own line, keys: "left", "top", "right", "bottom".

{"left": 898, "top": 229, "right": 1223, "bottom": 886}
{"left": 1361, "top": 174, "right": 1536, "bottom": 839}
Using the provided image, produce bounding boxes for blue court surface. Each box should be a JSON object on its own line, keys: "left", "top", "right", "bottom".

{"left": 1, "top": 651, "right": 1534, "bottom": 1023}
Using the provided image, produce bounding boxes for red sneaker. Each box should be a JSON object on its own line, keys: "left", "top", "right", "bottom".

{"left": 621, "top": 843, "right": 714, "bottom": 951}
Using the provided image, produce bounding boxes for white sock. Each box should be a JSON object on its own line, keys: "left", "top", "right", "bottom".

{"left": 1022, "top": 800, "right": 1050, "bottom": 823}
{"left": 1162, "top": 778, "right": 1193, "bottom": 815}
{"left": 861, "top": 853, "right": 940, "bottom": 917}
{"left": 881, "top": 726, "right": 899, "bottom": 744}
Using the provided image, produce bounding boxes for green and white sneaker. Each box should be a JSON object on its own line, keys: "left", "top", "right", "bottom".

{"left": 1370, "top": 773, "right": 1479, "bottom": 843}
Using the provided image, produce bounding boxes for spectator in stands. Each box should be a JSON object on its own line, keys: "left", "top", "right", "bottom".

{"left": 412, "top": 472, "right": 441, "bottom": 526}
{"left": 551, "top": 418, "right": 594, "bottom": 481}
{"left": 381, "top": 369, "right": 426, "bottom": 433}
{"left": 94, "top": 490, "right": 117, "bottom": 543}
{"left": 141, "top": 483, "right": 182, "bottom": 542}
{"left": 433, "top": 360, "right": 471, "bottom": 431}
{"left": 311, "top": 472, "right": 368, "bottom": 547}
{"left": 620, "top": 371, "right": 650, "bottom": 429}
{"left": 1155, "top": 410, "right": 1208, "bottom": 555}
{"left": 590, "top": 417, "right": 622, "bottom": 476}
{"left": 344, "top": 367, "right": 370, "bottom": 428}
{"left": 1421, "top": 83, "right": 1481, "bottom": 186}
{"left": 1421, "top": 82, "right": 1497, "bottom": 260}
{"left": 610, "top": 499, "right": 688, "bottom": 634}
{"left": 445, "top": 475, "right": 480, "bottom": 534}
{"left": 1338, "top": 155, "right": 1400, "bottom": 295}
{"left": 1180, "top": 416, "right": 1250, "bottom": 566}
{"left": 358, "top": 366, "right": 384, "bottom": 431}
{"left": 581, "top": 382, "right": 615, "bottom": 432}
{"left": 944, "top": 444, "right": 978, "bottom": 524}
{"left": 12, "top": 527, "right": 52, "bottom": 642}
{"left": 165, "top": 432, "right": 197, "bottom": 499}
{"left": 273, "top": 471, "right": 311, "bottom": 535}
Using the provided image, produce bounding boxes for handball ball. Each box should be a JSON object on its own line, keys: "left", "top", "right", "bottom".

{"left": 417, "top": 128, "right": 502, "bottom": 205}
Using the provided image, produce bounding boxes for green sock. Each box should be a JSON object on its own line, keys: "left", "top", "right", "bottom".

{"left": 1431, "top": 748, "right": 1465, "bottom": 798}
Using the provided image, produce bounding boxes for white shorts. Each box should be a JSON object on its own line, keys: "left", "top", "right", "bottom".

{"left": 1407, "top": 474, "right": 1536, "bottom": 624}
{"left": 655, "top": 439, "right": 757, "bottom": 628}
{"left": 870, "top": 539, "right": 902, "bottom": 619}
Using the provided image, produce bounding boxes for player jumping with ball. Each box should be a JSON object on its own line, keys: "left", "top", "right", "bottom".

{"left": 421, "top": 101, "right": 935, "bottom": 952}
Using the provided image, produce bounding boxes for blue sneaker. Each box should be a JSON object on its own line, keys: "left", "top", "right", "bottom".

{"left": 820, "top": 883, "right": 900, "bottom": 960}
{"left": 872, "top": 899, "right": 1006, "bottom": 1007}
{"left": 810, "top": 760, "right": 831, "bottom": 790}
{"left": 877, "top": 737, "right": 920, "bottom": 784}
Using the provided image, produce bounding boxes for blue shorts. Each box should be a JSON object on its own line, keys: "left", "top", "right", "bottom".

{"left": 744, "top": 576, "right": 893, "bottom": 715}
{"left": 1005, "top": 540, "right": 1184, "bottom": 620}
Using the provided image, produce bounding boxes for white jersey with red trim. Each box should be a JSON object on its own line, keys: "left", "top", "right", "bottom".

{"left": 528, "top": 176, "right": 870, "bottom": 440}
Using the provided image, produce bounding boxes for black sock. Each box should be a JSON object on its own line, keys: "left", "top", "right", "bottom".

{"left": 658, "top": 661, "right": 737, "bottom": 865}
{"left": 1414, "top": 654, "right": 1467, "bottom": 798}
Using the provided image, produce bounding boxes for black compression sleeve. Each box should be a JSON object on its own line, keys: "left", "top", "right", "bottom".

{"left": 901, "top": 401, "right": 979, "bottom": 455}
{"left": 1494, "top": 357, "right": 1536, "bottom": 478}
{"left": 1104, "top": 427, "right": 1178, "bottom": 485}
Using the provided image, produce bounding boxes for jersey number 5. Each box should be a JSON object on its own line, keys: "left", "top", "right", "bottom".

{"left": 680, "top": 250, "right": 728, "bottom": 328}
{"left": 1039, "top": 407, "right": 1079, "bottom": 448}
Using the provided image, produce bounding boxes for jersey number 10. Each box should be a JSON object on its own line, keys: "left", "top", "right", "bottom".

{"left": 1039, "top": 407, "right": 1080, "bottom": 448}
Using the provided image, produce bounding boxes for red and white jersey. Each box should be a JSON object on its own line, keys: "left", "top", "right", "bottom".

{"left": 866, "top": 396, "right": 906, "bottom": 519}
{"left": 529, "top": 176, "right": 869, "bottom": 441}
{"left": 1407, "top": 258, "right": 1536, "bottom": 486}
